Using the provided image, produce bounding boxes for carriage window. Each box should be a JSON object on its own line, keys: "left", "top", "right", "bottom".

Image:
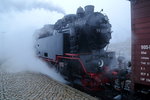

{"left": 44, "top": 52, "right": 48, "bottom": 57}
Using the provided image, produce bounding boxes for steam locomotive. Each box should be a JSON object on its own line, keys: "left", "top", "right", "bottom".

{"left": 35, "top": 5, "right": 127, "bottom": 91}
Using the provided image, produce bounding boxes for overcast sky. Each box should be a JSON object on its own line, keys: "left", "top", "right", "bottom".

{"left": 0, "top": 0, "right": 131, "bottom": 43}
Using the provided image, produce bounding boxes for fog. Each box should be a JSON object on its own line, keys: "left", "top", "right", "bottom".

{"left": 0, "top": 0, "right": 65, "bottom": 83}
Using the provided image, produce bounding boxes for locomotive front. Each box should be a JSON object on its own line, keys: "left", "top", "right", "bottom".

{"left": 54, "top": 5, "right": 112, "bottom": 53}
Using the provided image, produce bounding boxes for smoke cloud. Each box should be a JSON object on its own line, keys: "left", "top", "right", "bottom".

{"left": 0, "top": 0, "right": 65, "bottom": 83}
{"left": 0, "top": 0, "right": 65, "bottom": 14}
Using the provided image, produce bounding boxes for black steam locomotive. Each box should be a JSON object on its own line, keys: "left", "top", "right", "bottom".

{"left": 35, "top": 5, "right": 123, "bottom": 91}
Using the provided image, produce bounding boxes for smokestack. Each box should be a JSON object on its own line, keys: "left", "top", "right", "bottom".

{"left": 84, "top": 5, "right": 94, "bottom": 15}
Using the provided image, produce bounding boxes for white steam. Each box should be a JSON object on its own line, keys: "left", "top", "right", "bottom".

{"left": 0, "top": 0, "right": 65, "bottom": 83}
{"left": 108, "top": 38, "right": 131, "bottom": 61}
{"left": 0, "top": 0, "right": 65, "bottom": 14}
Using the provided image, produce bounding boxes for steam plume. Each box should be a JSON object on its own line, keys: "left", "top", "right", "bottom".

{"left": 0, "top": 0, "right": 65, "bottom": 14}
{"left": 0, "top": 0, "right": 65, "bottom": 83}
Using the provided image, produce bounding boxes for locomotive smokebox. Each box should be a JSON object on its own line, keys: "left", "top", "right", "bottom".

{"left": 84, "top": 5, "right": 94, "bottom": 15}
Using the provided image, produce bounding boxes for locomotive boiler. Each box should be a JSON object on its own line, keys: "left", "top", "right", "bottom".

{"left": 35, "top": 5, "right": 118, "bottom": 91}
